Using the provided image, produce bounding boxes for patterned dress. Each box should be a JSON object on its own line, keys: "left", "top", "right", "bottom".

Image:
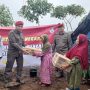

{"left": 34, "top": 48, "right": 53, "bottom": 84}
{"left": 67, "top": 57, "right": 82, "bottom": 89}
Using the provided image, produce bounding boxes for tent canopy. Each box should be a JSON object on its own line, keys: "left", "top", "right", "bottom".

{"left": 71, "top": 13, "right": 90, "bottom": 43}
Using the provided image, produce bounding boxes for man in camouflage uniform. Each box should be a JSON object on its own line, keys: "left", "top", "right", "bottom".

{"left": 52, "top": 24, "right": 72, "bottom": 78}
{"left": 4, "top": 21, "right": 27, "bottom": 84}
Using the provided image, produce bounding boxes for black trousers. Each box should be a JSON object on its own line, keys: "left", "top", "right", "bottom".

{"left": 55, "top": 67, "right": 64, "bottom": 77}
{"left": 4, "top": 53, "right": 23, "bottom": 80}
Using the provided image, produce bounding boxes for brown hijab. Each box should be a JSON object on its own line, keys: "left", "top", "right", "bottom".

{"left": 41, "top": 34, "right": 51, "bottom": 52}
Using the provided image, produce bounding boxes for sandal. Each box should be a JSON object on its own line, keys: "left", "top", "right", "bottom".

{"left": 41, "top": 84, "right": 46, "bottom": 87}
{"left": 41, "top": 83, "right": 50, "bottom": 87}
{"left": 81, "top": 80, "right": 87, "bottom": 84}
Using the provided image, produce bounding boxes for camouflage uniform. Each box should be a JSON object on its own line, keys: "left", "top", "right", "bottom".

{"left": 53, "top": 32, "right": 72, "bottom": 54}
{"left": 52, "top": 32, "right": 72, "bottom": 77}
{"left": 4, "top": 29, "right": 25, "bottom": 82}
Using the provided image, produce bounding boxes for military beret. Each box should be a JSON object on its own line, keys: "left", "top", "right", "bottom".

{"left": 15, "top": 21, "right": 24, "bottom": 26}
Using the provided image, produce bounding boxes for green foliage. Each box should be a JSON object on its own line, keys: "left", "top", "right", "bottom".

{"left": 18, "top": 0, "right": 53, "bottom": 24}
{"left": 67, "top": 4, "right": 85, "bottom": 17}
{"left": 51, "top": 6, "right": 68, "bottom": 19}
{"left": 51, "top": 4, "right": 85, "bottom": 31}
{"left": 0, "top": 4, "right": 13, "bottom": 26}
{"left": 51, "top": 4, "right": 85, "bottom": 20}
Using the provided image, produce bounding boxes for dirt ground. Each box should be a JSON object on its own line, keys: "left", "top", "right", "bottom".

{"left": 0, "top": 67, "right": 90, "bottom": 90}
{"left": 0, "top": 76, "right": 90, "bottom": 90}
{"left": 0, "top": 77, "right": 90, "bottom": 90}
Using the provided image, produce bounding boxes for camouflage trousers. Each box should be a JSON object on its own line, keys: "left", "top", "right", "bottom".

{"left": 4, "top": 53, "right": 23, "bottom": 83}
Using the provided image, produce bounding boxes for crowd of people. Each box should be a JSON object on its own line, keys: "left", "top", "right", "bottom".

{"left": 0, "top": 20, "right": 90, "bottom": 90}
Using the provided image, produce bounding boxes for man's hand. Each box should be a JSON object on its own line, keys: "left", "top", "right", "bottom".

{"left": 22, "top": 49, "right": 30, "bottom": 54}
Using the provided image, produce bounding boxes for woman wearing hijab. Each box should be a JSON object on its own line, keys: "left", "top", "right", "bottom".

{"left": 61, "top": 34, "right": 89, "bottom": 90}
{"left": 81, "top": 32, "right": 90, "bottom": 85}
{"left": 32, "top": 34, "right": 53, "bottom": 86}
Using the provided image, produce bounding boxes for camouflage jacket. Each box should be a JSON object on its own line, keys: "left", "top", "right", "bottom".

{"left": 52, "top": 32, "right": 72, "bottom": 54}
{"left": 8, "top": 29, "right": 25, "bottom": 55}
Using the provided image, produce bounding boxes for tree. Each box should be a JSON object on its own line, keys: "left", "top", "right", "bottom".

{"left": 51, "top": 6, "right": 69, "bottom": 31}
{"left": 18, "top": 0, "right": 53, "bottom": 25}
{"left": 66, "top": 4, "right": 85, "bottom": 31}
{"left": 0, "top": 4, "right": 13, "bottom": 26}
{"left": 51, "top": 4, "right": 85, "bottom": 31}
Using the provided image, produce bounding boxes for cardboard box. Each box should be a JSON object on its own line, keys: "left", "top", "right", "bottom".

{"left": 52, "top": 52, "right": 72, "bottom": 72}
{"left": 23, "top": 47, "right": 42, "bottom": 54}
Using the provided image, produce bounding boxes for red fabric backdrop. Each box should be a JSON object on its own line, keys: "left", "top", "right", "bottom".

{"left": 0, "top": 23, "right": 63, "bottom": 45}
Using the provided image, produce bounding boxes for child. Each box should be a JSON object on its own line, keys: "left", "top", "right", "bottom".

{"left": 32, "top": 34, "right": 53, "bottom": 86}
{"left": 61, "top": 34, "right": 89, "bottom": 90}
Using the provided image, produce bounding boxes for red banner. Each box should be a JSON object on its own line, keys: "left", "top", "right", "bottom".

{"left": 0, "top": 23, "right": 63, "bottom": 45}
